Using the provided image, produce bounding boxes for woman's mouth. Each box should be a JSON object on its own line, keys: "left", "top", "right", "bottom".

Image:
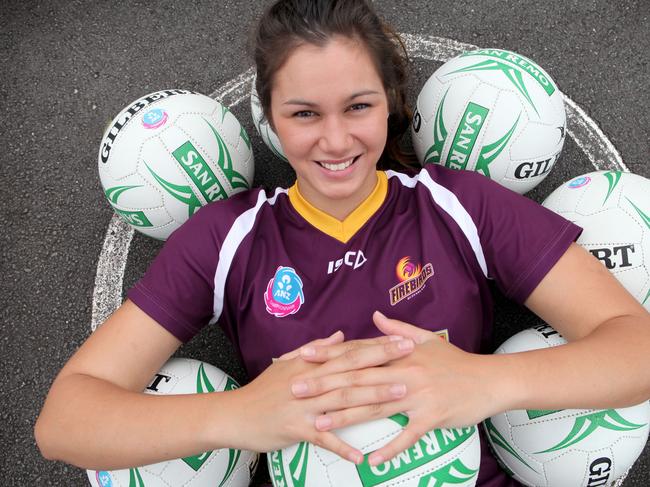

{"left": 317, "top": 155, "right": 360, "bottom": 172}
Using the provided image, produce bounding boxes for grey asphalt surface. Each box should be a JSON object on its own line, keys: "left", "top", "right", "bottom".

{"left": 1, "top": 0, "right": 649, "bottom": 485}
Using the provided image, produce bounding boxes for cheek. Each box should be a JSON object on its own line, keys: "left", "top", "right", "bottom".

{"left": 277, "top": 125, "right": 320, "bottom": 156}
{"left": 355, "top": 115, "right": 389, "bottom": 151}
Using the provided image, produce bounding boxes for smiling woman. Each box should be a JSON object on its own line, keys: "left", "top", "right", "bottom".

{"left": 34, "top": 1, "right": 650, "bottom": 487}
{"left": 270, "top": 37, "right": 390, "bottom": 220}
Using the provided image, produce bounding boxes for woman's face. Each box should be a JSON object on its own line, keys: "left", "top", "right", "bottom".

{"left": 270, "top": 36, "right": 389, "bottom": 219}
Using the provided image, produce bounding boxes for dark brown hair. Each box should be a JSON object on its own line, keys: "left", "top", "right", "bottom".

{"left": 253, "top": 0, "right": 417, "bottom": 170}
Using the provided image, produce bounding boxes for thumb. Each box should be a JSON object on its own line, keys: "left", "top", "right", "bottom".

{"left": 373, "top": 311, "right": 431, "bottom": 344}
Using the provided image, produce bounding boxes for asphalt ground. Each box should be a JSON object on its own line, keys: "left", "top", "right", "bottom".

{"left": 1, "top": 0, "right": 648, "bottom": 485}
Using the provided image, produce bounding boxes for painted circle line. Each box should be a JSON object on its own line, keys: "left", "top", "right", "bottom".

{"left": 89, "top": 33, "right": 630, "bottom": 486}
{"left": 91, "top": 34, "right": 627, "bottom": 329}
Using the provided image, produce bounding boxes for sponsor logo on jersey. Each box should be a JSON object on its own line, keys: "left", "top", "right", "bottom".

{"left": 327, "top": 250, "right": 367, "bottom": 274}
{"left": 568, "top": 175, "right": 591, "bottom": 189}
{"left": 389, "top": 257, "right": 434, "bottom": 306}
{"left": 264, "top": 266, "right": 305, "bottom": 317}
{"left": 142, "top": 107, "right": 168, "bottom": 129}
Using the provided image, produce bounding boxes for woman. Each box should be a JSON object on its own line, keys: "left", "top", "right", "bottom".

{"left": 35, "top": 1, "right": 650, "bottom": 486}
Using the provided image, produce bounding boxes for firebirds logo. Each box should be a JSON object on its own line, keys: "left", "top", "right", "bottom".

{"left": 264, "top": 266, "right": 305, "bottom": 318}
{"left": 389, "top": 257, "right": 434, "bottom": 306}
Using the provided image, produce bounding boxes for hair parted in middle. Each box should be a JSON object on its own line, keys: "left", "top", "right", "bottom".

{"left": 252, "top": 0, "right": 417, "bottom": 170}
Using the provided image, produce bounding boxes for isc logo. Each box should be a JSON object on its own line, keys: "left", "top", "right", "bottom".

{"left": 590, "top": 244, "right": 636, "bottom": 270}
{"left": 327, "top": 250, "right": 367, "bottom": 274}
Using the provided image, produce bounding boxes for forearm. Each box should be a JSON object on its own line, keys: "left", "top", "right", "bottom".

{"left": 493, "top": 314, "right": 650, "bottom": 412}
{"left": 35, "top": 373, "right": 241, "bottom": 470}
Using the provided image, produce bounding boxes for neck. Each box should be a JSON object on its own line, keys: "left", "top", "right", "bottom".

{"left": 296, "top": 173, "right": 380, "bottom": 221}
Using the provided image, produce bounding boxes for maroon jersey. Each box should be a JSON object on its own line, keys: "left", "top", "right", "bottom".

{"left": 128, "top": 164, "right": 581, "bottom": 487}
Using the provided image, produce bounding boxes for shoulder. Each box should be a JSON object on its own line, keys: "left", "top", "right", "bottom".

{"left": 386, "top": 164, "right": 511, "bottom": 207}
{"left": 386, "top": 165, "right": 571, "bottom": 238}
{"left": 167, "top": 186, "right": 289, "bottom": 244}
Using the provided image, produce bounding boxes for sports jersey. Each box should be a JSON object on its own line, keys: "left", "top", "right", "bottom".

{"left": 128, "top": 164, "right": 581, "bottom": 487}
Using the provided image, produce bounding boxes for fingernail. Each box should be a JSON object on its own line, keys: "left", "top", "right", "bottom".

{"left": 300, "top": 346, "right": 316, "bottom": 357}
{"left": 369, "top": 453, "right": 384, "bottom": 466}
{"left": 398, "top": 339, "right": 414, "bottom": 350}
{"left": 291, "top": 382, "right": 309, "bottom": 396}
{"left": 375, "top": 311, "right": 386, "bottom": 319}
{"left": 330, "top": 330, "right": 343, "bottom": 339}
{"left": 390, "top": 384, "right": 406, "bottom": 397}
{"left": 348, "top": 451, "right": 363, "bottom": 464}
{"left": 388, "top": 335, "right": 403, "bottom": 341}
{"left": 315, "top": 416, "right": 332, "bottom": 430}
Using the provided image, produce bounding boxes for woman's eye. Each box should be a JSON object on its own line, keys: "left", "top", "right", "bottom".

{"left": 293, "top": 110, "right": 315, "bottom": 118}
{"left": 349, "top": 103, "right": 370, "bottom": 111}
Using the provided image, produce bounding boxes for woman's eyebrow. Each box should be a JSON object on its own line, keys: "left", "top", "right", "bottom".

{"left": 283, "top": 90, "right": 381, "bottom": 106}
{"left": 283, "top": 99, "right": 317, "bottom": 106}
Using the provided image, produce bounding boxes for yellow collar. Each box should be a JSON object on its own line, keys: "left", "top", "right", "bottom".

{"left": 288, "top": 171, "right": 388, "bottom": 243}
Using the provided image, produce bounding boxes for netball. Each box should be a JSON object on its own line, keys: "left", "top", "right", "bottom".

{"left": 98, "top": 90, "right": 254, "bottom": 240}
{"left": 542, "top": 171, "right": 650, "bottom": 311}
{"left": 484, "top": 326, "right": 650, "bottom": 486}
{"left": 411, "top": 48, "right": 566, "bottom": 194}
{"left": 269, "top": 417, "right": 481, "bottom": 487}
{"left": 86, "top": 358, "right": 258, "bottom": 486}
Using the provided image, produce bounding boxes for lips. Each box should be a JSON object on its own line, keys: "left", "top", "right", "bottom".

{"left": 317, "top": 155, "right": 360, "bottom": 172}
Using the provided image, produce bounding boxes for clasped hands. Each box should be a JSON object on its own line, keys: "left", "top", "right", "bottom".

{"left": 239, "top": 311, "right": 498, "bottom": 467}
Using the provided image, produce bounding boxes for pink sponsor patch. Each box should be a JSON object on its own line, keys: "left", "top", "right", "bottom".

{"left": 263, "top": 266, "right": 305, "bottom": 318}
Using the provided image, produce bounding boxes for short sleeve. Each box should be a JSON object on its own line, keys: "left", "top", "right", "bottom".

{"left": 427, "top": 166, "right": 583, "bottom": 304}
{"left": 127, "top": 205, "right": 221, "bottom": 342}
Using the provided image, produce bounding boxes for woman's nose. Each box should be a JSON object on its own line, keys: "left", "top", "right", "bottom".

{"left": 318, "top": 115, "right": 353, "bottom": 156}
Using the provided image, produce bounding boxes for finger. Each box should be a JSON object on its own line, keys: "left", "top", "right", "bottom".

{"left": 367, "top": 425, "right": 424, "bottom": 467}
{"left": 312, "top": 431, "right": 364, "bottom": 465}
{"left": 299, "top": 335, "right": 404, "bottom": 363}
{"left": 312, "top": 399, "right": 408, "bottom": 432}
{"left": 304, "top": 339, "right": 415, "bottom": 379}
{"left": 311, "top": 383, "right": 407, "bottom": 414}
{"left": 373, "top": 311, "right": 433, "bottom": 344}
{"left": 277, "top": 330, "right": 345, "bottom": 361}
{"left": 291, "top": 367, "right": 396, "bottom": 398}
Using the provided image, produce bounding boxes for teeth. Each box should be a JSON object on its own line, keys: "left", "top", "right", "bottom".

{"left": 320, "top": 157, "right": 355, "bottom": 171}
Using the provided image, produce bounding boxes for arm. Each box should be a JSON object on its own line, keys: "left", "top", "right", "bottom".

{"left": 505, "top": 242, "right": 650, "bottom": 409}
{"left": 35, "top": 301, "right": 415, "bottom": 469}
{"left": 34, "top": 300, "right": 242, "bottom": 469}
{"left": 287, "top": 244, "right": 650, "bottom": 465}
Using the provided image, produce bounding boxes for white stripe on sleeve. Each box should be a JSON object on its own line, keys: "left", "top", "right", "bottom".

{"left": 211, "top": 187, "right": 288, "bottom": 324}
{"left": 387, "top": 170, "right": 489, "bottom": 278}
